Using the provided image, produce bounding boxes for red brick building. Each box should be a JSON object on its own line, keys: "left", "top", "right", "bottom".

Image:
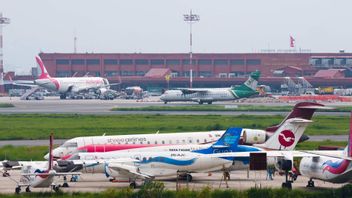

{"left": 32, "top": 52, "right": 352, "bottom": 90}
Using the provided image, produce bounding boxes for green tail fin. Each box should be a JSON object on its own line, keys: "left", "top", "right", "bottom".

{"left": 231, "top": 71, "right": 261, "bottom": 98}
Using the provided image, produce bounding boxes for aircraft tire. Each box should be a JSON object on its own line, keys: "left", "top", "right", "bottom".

{"left": 25, "top": 186, "right": 31, "bottom": 193}
{"left": 15, "top": 186, "right": 21, "bottom": 194}
{"left": 129, "top": 182, "right": 137, "bottom": 189}
{"left": 207, "top": 101, "right": 212, "bottom": 104}
{"left": 62, "top": 183, "right": 69, "bottom": 188}
{"left": 199, "top": 101, "right": 203, "bottom": 105}
{"left": 53, "top": 185, "right": 60, "bottom": 193}
{"left": 60, "top": 94, "right": 66, "bottom": 99}
{"left": 164, "top": 101, "right": 167, "bottom": 104}
{"left": 186, "top": 174, "right": 193, "bottom": 182}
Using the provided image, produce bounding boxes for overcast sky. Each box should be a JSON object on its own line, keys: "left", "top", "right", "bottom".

{"left": 2, "top": 0, "right": 352, "bottom": 74}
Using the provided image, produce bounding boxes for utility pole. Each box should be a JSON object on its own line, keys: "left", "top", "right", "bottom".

{"left": 183, "top": 10, "right": 199, "bottom": 88}
{"left": 0, "top": 13, "right": 10, "bottom": 93}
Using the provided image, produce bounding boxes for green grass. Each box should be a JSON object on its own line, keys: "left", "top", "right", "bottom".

{"left": 0, "top": 103, "right": 14, "bottom": 108}
{"left": 112, "top": 104, "right": 352, "bottom": 112}
{"left": 0, "top": 114, "right": 350, "bottom": 140}
{"left": 1, "top": 183, "right": 352, "bottom": 197}
{"left": 0, "top": 140, "right": 347, "bottom": 161}
{"left": 0, "top": 145, "right": 48, "bottom": 161}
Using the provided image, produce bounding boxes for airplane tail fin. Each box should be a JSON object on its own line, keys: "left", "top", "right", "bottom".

{"left": 194, "top": 127, "right": 242, "bottom": 154}
{"left": 47, "top": 133, "right": 54, "bottom": 171}
{"left": 36, "top": 56, "right": 51, "bottom": 79}
{"left": 230, "top": 71, "right": 261, "bottom": 98}
{"left": 256, "top": 118, "right": 312, "bottom": 151}
{"left": 266, "top": 102, "right": 326, "bottom": 133}
{"left": 348, "top": 112, "right": 352, "bottom": 157}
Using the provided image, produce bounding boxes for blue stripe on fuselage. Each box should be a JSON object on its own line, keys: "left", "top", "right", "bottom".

{"left": 140, "top": 156, "right": 196, "bottom": 166}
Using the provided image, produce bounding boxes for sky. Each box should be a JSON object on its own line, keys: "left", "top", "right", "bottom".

{"left": 1, "top": 0, "right": 352, "bottom": 74}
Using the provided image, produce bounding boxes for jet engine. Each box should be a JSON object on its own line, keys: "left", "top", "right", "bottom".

{"left": 242, "top": 129, "right": 266, "bottom": 144}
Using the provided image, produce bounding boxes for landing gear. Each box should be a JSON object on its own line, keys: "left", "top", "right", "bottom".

{"left": 60, "top": 94, "right": 66, "bottom": 99}
{"left": 199, "top": 101, "right": 203, "bottom": 105}
{"left": 306, "top": 179, "right": 315, "bottom": 188}
{"left": 52, "top": 185, "right": 60, "bottom": 192}
{"left": 164, "top": 101, "right": 167, "bottom": 104}
{"left": 3, "top": 171, "right": 10, "bottom": 177}
{"left": 62, "top": 176, "right": 69, "bottom": 188}
{"left": 25, "top": 186, "right": 31, "bottom": 193}
{"left": 15, "top": 186, "right": 21, "bottom": 194}
{"left": 129, "top": 182, "right": 137, "bottom": 189}
{"left": 186, "top": 174, "right": 193, "bottom": 182}
{"left": 207, "top": 101, "right": 212, "bottom": 104}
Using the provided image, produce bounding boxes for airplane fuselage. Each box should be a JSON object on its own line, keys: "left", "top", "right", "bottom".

{"left": 299, "top": 154, "right": 352, "bottom": 183}
{"left": 160, "top": 89, "right": 236, "bottom": 104}
{"left": 34, "top": 77, "right": 107, "bottom": 94}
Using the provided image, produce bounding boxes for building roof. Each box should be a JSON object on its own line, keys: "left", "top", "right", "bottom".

{"left": 314, "top": 69, "right": 345, "bottom": 78}
{"left": 144, "top": 68, "right": 171, "bottom": 78}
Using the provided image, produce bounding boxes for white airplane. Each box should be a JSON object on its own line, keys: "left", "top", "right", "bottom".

{"left": 50, "top": 102, "right": 324, "bottom": 160}
{"left": 299, "top": 113, "right": 352, "bottom": 187}
{"left": 7, "top": 134, "right": 80, "bottom": 194}
{"left": 61, "top": 117, "right": 311, "bottom": 188}
{"left": 13, "top": 56, "right": 118, "bottom": 99}
{"left": 160, "top": 71, "right": 260, "bottom": 104}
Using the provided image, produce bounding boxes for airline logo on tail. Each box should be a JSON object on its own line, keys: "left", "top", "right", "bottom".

{"left": 278, "top": 130, "right": 295, "bottom": 147}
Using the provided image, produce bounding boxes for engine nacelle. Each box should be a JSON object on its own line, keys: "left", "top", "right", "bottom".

{"left": 242, "top": 129, "right": 266, "bottom": 144}
{"left": 97, "top": 88, "right": 107, "bottom": 94}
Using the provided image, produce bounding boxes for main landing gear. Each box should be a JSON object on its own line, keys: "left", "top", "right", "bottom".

{"left": 306, "top": 178, "right": 315, "bottom": 187}
{"left": 60, "top": 94, "right": 67, "bottom": 99}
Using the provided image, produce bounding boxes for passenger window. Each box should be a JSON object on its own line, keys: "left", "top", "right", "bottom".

{"left": 162, "top": 140, "right": 165, "bottom": 144}
{"left": 204, "top": 139, "right": 207, "bottom": 143}
{"left": 147, "top": 141, "right": 150, "bottom": 144}
{"left": 197, "top": 139, "right": 199, "bottom": 143}
{"left": 155, "top": 141, "right": 158, "bottom": 144}
{"left": 182, "top": 139, "right": 185, "bottom": 143}
{"left": 169, "top": 140, "right": 172, "bottom": 144}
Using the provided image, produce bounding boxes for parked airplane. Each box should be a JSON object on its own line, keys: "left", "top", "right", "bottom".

{"left": 299, "top": 113, "right": 352, "bottom": 187}
{"left": 49, "top": 102, "right": 324, "bottom": 160}
{"left": 8, "top": 134, "right": 80, "bottom": 194}
{"left": 13, "top": 56, "right": 118, "bottom": 99}
{"left": 160, "top": 71, "right": 260, "bottom": 104}
{"left": 58, "top": 117, "right": 311, "bottom": 187}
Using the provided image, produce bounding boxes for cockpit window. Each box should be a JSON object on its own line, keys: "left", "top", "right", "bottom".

{"left": 62, "top": 142, "right": 78, "bottom": 148}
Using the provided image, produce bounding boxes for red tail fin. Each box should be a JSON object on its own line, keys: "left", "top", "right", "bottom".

{"left": 48, "top": 133, "right": 54, "bottom": 170}
{"left": 36, "top": 56, "right": 51, "bottom": 79}
{"left": 266, "top": 102, "right": 325, "bottom": 132}
{"left": 348, "top": 112, "right": 352, "bottom": 157}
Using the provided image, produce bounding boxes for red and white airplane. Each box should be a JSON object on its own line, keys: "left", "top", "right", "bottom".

{"left": 13, "top": 56, "right": 117, "bottom": 99}
{"left": 6, "top": 134, "right": 80, "bottom": 194}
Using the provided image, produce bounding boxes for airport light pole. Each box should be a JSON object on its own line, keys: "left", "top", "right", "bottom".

{"left": 184, "top": 10, "right": 199, "bottom": 88}
{"left": 0, "top": 13, "right": 10, "bottom": 75}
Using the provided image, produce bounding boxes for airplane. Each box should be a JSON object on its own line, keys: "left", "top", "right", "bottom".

{"left": 159, "top": 71, "right": 260, "bottom": 104}
{"left": 49, "top": 101, "right": 324, "bottom": 160}
{"left": 58, "top": 117, "right": 311, "bottom": 187}
{"left": 298, "top": 112, "right": 352, "bottom": 187}
{"left": 12, "top": 56, "right": 118, "bottom": 99}
{"left": 3, "top": 134, "right": 80, "bottom": 194}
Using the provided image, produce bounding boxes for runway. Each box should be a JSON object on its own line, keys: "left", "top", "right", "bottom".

{"left": 0, "top": 97, "right": 350, "bottom": 116}
{"left": 0, "top": 170, "right": 345, "bottom": 194}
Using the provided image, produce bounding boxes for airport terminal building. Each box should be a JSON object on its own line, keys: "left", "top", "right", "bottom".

{"left": 24, "top": 52, "right": 352, "bottom": 90}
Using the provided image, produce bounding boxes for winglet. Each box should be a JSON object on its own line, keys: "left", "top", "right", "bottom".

{"left": 36, "top": 56, "right": 51, "bottom": 79}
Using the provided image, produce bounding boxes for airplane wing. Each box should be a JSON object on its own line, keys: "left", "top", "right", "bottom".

{"left": 202, "top": 150, "right": 343, "bottom": 159}
{"left": 108, "top": 162, "right": 153, "bottom": 179}
{"left": 12, "top": 83, "right": 39, "bottom": 88}
{"left": 177, "top": 88, "right": 208, "bottom": 95}
{"left": 21, "top": 172, "right": 81, "bottom": 176}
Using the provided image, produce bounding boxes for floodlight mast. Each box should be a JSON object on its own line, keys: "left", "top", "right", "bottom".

{"left": 183, "top": 10, "right": 199, "bottom": 88}
{"left": 0, "top": 13, "right": 10, "bottom": 74}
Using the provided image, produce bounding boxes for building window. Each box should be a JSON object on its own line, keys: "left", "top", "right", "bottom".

{"left": 219, "top": 73, "right": 228, "bottom": 78}
{"left": 214, "top": 59, "right": 228, "bottom": 66}
{"left": 230, "top": 59, "right": 245, "bottom": 65}
{"left": 121, "top": 71, "right": 135, "bottom": 76}
{"left": 246, "top": 59, "right": 261, "bottom": 65}
{"left": 182, "top": 59, "right": 196, "bottom": 65}
{"left": 199, "top": 71, "right": 212, "bottom": 78}
{"left": 120, "top": 59, "right": 133, "bottom": 65}
{"left": 105, "top": 71, "right": 118, "bottom": 77}
{"left": 136, "top": 71, "right": 146, "bottom": 76}
{"left": 104, "top": 59, "right": 118, "bottom": 65}
{"left": 166, "top": 59, "right": 180, "bottom": 65}
{"left": 56, "top": 71, "right": 71, "bottom": 77}
{"left": 87, "top": 59, "right": 100, "bottom": 65}
{"left": 71, "top": 59, "right": 85, "bottom": 65}
{"left": 56, "top": 59, "right": 70, "bottom": 65}
{"left": 151, "top": 59, "right": 164, "bottom": 65}
{"left": 198, "top": 59, "right": 212, "bottom": 65}
{"left": 135, "top": 59, "right": 149, "bottom": 65}
{"left": 92, "top": 71, "right": 100, "bottom": 77}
